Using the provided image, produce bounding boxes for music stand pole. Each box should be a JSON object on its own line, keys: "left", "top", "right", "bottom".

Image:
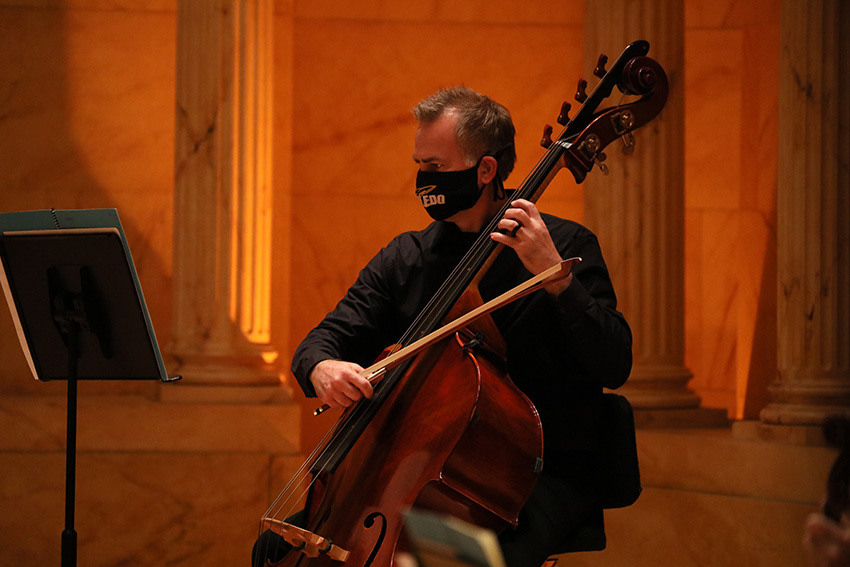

{"left": 56, "top": 299, "right": 84, "bottom": 567}
{"left": 62, "top": 324, "right": 78, "bottom": 567}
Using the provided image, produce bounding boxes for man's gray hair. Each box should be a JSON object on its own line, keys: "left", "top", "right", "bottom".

{"left": 413, "top": 86, "right": 516, "bottom": 182}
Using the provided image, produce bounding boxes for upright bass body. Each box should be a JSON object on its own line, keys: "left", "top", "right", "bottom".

{"left": 274, "top": 331, "right": 543, "bottom": 567}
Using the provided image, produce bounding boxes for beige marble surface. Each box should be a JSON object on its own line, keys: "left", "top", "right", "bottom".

{"left": 560, "top": 426, "right": 833, "bottom": 567}
{"left": 575, "top": 486, "right": 815, "bottom": 567}
{"left": 0, "top": 452, "right": 303, "bottom": 566}
{"left": 0, "top": 394, "right": 302, "bottom": 566}
{"left": 0, "top": 415, "right": 832, "bottom": 566}
{"left": 0, "top": 395, "right": 299, "bottom": 453}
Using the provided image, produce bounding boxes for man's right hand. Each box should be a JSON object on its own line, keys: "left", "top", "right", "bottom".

{"left": 310, "top": 359, "right": 374, "bottom": 410}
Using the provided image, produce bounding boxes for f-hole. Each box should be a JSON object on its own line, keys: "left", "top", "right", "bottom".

{"left": 362, "top": 512, "right": 387, "bottom": 567}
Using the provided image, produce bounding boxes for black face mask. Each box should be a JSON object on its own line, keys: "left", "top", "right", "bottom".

{"left": 415, "top": 161, "right": 483, "bottom": 221}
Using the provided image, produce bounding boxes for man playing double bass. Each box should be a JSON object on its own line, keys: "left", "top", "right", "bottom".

{"left": 256, "top": 86, "right": 632, "bottom": 567}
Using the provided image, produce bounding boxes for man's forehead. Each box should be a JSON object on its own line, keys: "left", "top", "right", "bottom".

{"left": 413, "top": 116, "right": 463, "bottom": 159}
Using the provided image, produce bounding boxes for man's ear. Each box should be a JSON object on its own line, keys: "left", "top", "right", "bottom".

{"left": 479, "top": 155, "right": 499, "bottom": 185}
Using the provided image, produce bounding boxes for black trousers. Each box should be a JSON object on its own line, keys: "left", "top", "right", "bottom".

{"left": 252, "top": 471, "right": 597, "bottom": 567}
{"left": 498, "top": 470, "right": 597, "bottom": 567}
{"left": 252, "top": 510, "right": 305, "bottom": 567}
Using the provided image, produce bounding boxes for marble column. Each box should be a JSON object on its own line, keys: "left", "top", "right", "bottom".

{"left": 170, "top": 0, "right": 283, "bottom": 399}
{"left": 760, "top": 0, "right": 850, "bottom": 426}
{"left": 583, "top": 0, "right": 701, "bottom": 410}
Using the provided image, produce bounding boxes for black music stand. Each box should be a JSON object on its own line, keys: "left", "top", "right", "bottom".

{"left": 0, "top": 224, "right": 179, "bottom": 567}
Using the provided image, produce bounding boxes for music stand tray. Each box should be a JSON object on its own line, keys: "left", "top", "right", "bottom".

{"left": 0, "top": 208, "right": 179, "bottom": 567}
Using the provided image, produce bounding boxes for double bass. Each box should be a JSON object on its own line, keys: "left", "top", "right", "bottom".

{"left": 258, "top": 40, "right": 668, "bottom": 567}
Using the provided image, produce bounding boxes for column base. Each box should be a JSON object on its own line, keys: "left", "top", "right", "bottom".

{"left": 161, "top": 350, "right": 291, "bottom": 403}
{"left": 158, "top": 381, "right": 292, "bottom": 404}
{"left": 759, "top": 401, "right": 850, "bottom": 428}
{"left": 732, "top": 419, "right": 830, "bottom": 447}
{"left": 616, "top": 363, "right": 701, "bottom": 409}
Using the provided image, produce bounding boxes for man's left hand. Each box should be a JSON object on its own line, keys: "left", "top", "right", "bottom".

{"left": 490, "top": 199, "right": 572, "bottom": 295}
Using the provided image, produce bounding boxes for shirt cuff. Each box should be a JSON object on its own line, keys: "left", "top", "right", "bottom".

{"left": 554, "top": 276, "right": 594, "bottom": 318}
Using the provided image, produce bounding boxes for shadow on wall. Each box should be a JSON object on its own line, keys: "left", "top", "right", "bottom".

{"left": 0, "top": 5, "right": 176, "bottom": 396}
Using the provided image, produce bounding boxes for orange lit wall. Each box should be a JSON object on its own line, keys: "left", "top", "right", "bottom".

{"left": 280, "top": 1, "right": 588, "bottom": 450}
{"left": 0, "top": 5, "right": 175, "bottom": 399}
{"left": 281, "top": 0, "right": 781, "bottom": 450}
{"left": 683, "top": 0, "right": 779, "bottom": 420}
{"left": 0, "top": 0, "right": 780, "bottom": 462}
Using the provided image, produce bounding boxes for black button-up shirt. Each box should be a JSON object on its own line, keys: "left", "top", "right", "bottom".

{"left": 292, "top": 213, "right": 631, "bottom": 463}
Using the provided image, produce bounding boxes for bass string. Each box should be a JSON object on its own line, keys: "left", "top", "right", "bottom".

{"left": 262, "top": 351, "right": 425, "bottom": 524}
{"left": 262, "top": 423, "right": 338, "bottom": 521}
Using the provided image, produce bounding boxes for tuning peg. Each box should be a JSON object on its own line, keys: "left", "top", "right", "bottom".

{"left": 557, "top": 101, "right": 571, "bottom": 126}
{"left": 621, "top": 132, "right": 635, "bottom": 155}
{"left": 540, "top": 124, "right": 554, "bottom": 149}
{"left": 593, "top": 54, "right": 609, "bottom": 78}
{"left": 594, "top": 152, "right": 609, "bottom": 175}
{"left": 575, "top": 79, "right": 588, "bottom": 103}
